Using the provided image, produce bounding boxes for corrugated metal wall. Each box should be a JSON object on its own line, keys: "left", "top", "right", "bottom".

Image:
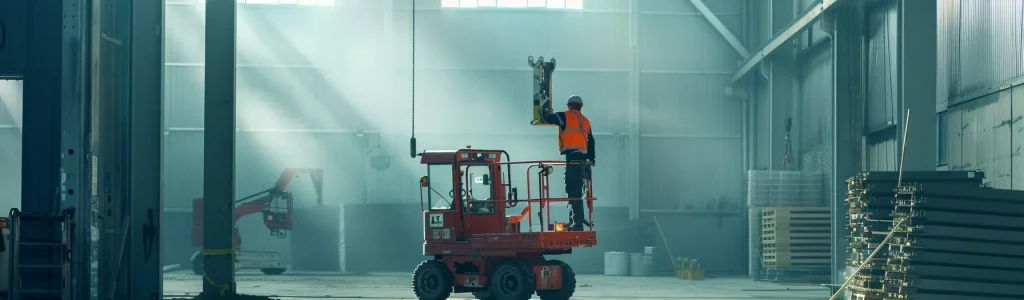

{"left": 866, "top": 1, "right": 899, "bottom": 171}
{"left": 940, "top": 0, "right": 1023, "bottom": 189}
{"left": 636, "top": 0, "right": 747, "bottom": 273}
{"left": 638, "top": 0, "right": 745, "bottom": 213}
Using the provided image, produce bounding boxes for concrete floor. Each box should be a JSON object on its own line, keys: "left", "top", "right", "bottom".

{"left": 163, "top": 271, "right": 829, "bottom": 299}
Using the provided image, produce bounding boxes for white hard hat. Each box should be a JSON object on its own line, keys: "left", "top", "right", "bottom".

{"left": 567, "top": 95, "right": 583, "bottom": 105}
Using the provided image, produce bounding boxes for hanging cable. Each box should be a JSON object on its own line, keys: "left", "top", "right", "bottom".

{"left": 407, "top": 0, "right": 415, "bottom": 157}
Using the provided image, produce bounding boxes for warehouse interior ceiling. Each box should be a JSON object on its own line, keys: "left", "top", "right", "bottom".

{"left": 5, "top": 0, "right": 1024, "bottom": 299}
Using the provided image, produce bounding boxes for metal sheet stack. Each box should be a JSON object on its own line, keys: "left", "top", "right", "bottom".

{"left": 761, "top": 207, "right": 831, "bottom": 283}
{"left": 882, "top": 183, "right": 1024, "bottom": 300}
{"left": 844, "top": 171, "right": 985, "bottom": 299}
{"left": 747, "top": 170, "right": 824, "bottom": 280}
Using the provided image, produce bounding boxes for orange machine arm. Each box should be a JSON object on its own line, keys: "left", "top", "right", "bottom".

{"left": 232, "top": 168, "right": 325, "bottom": 222}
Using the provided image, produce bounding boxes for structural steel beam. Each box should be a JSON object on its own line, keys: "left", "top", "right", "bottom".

{"left": 60, "top": 0, "right": 93, "bottom": 298}
{"left": 688, "top": 0, "right": 749, "bottom": 59}
{"left": 203, "top": 0, "right": 238, "bottom": 297}
{"left": 731, "top": 0, "right": 839, "bottom": 83}
{"left": 128, "top": 0, "right": 165, "bottom": 298}
{"left": 20, "top": 0, "right": 65, "bottom": 297}
{"left": 832, "top": 0, "right": 864, "bottom": 286}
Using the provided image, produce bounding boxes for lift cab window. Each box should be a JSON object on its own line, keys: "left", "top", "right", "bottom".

{"left": 423, "top": 163, "right": 495, "bottom": 214}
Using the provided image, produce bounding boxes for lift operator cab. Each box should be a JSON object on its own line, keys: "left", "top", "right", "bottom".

{"left": 412, "top": 148, "right": 597, "bottom": 300}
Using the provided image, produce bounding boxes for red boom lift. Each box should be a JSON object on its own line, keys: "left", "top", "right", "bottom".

{"left": 190, "top": 168, "right": 324, "bottom": 275}
{"left": 412, "top": 148, "right": 597, "bottom": 300}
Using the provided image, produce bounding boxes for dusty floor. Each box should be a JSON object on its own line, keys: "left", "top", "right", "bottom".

{"left": 163, "top": 270, "right": 828, "bottom": 299}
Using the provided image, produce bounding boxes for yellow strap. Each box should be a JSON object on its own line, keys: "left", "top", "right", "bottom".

{"left": 202, "top": 249, "right": 238, "bottom": 256}
{"left": 200, "top": 249, "right": 237, "bottom": 296}
{"left": 202, "top": 270, "right": 231, "bottom": 296}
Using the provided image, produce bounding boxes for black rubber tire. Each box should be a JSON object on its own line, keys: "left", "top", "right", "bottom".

{"left": 536, "top": 260, "right": 576, "bottom": 300}
{"left": 261, "top": 268, "right": 287, "bottom": 275}
{"left": 472, "top": 291, "right": 496, "bottom": 300}
{"left": 488, "top": 261, "right": 536, "bottom": 300}
{"left": 191, "top": 255, "right": 203, "bottom": 275}
{"left": 412, "top": 260, "right": 453, "bottom": 300}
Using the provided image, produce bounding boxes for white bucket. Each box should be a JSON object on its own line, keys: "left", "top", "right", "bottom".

{"left": 629, "top": 253, "right": 653, "bottom": 276}
{"left": 604, "top": 251, "right": 630, "bottom": 276}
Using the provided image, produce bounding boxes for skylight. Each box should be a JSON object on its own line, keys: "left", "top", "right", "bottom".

{"left": 442, "top": 0, "right": 582, "bottom": 9}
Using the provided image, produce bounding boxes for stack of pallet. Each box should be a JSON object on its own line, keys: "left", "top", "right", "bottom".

{"left": 882, "top": 184, "right": 1024, "bottom": 300}
{"left": 844, "top": 171, "right": 985, "bottom": 299}
{"left": 761, "top": 207, "right": 831, "bottom": 283}
{"left": 747, "top": 170, "right": 823, "bottom": 279}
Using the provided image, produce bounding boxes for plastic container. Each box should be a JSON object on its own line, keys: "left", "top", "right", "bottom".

{"left": 629, "top": 253, "right": 653, "bottom": 276}
{"left": 604, "top": 251, "right": 630, "bottom": 276}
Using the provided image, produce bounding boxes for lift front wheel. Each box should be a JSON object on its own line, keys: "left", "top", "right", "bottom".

{"left": 536, "top": 260, "right": 576, "bottom": 300}
{"left": 413, "top": 260, "right": 453, "bottom": 300}
{"left": 489, "top": 261, "right": 536, "bottom": 300}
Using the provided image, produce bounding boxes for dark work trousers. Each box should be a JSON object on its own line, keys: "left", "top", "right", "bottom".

{"left": 564, "top": 152, "right": 588, "bottom": 230}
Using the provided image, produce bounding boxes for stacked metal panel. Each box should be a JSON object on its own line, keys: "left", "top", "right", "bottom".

{"left": 883, "top": 184, "right": 1024, "bottom": 300}
{"left": 747, "top": 170, "right": 824, "bottom": 279}
{"left": 844, "top": 171, "right": 985, "bottom": 299}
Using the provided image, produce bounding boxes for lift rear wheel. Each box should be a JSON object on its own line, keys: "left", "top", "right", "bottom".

{"left": 489, "top": 261, "right": 536, "bottom": 300}
{"left": 413, "top": 260, "right": 453, "bottom": 300}
{"left": 536, "top": 260, "right": 575, "bottom": 300}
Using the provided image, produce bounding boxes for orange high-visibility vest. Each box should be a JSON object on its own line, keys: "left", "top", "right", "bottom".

{"left": 557, "top": 110, "right": 591, "bottom": 153}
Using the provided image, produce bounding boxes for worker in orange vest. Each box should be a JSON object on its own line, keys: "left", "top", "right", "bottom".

{"left": 543, "top": 95, "right": 595, "bottom": 231}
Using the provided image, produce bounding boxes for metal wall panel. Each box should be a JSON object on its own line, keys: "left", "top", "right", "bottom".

{"left": 164, "top": 66, "right": 370, "bottom": 130}
{"left": 993, "top": 90, "right": 1013, "bottom": 189}
{"left": 865, "top": 1, "right": 898, "bottom": 132}
{"left": 639, "top": 15, "right": 741, "bottom": 72}
{"left": 948, "top": 107, "right": 963, "bottom": 170}
{"left": 798, "top": 44, "right": 833, "bottom": 152}
{"left": 868, "top": 137, "right": 897, "bottom": 172}
{"left": 1013, "top": 85, "right": 1024, "bottom": 190}
{"left": 638, "top": 137, "right": 744, "bottom": 211}
{"left": 955, "top": 0, "right": 1024, "bottom": 97}
{"left": 936, "top": 0, "right": 960, "bottom": 106}
{"left": 638, "top": 73, "right": 742, "bottom": 136}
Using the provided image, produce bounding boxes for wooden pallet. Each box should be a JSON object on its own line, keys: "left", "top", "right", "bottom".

{"left": 761, "top": 207, "right": 832, "bottom": 267}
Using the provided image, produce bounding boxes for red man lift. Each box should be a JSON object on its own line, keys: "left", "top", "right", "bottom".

{"left": 411, "top": 148, "right": 597, "bottom": 300}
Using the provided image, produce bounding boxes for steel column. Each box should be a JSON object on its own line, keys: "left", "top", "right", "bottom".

{"left": 898, "top": 0, "right": 936, "bottom": 170}
{"left": 768, "top": 0, "right": 795, "bottom": 171}
{"left": 203, "top": 0, "right": 238, "bottom": 297}
{"left": 60, "top": 0, "right": 94, "bottom": 298}
{"left": 831, "top": 0, "right": 865, "bottom": 287}
{"left": 627, "top": 0, "right": 640, "bottom": 220}
{"left": 127, "top": 0, "right": 165, "bottom": 298}
{"left": 19, "top": 0, "right": 65, "bottom": 298}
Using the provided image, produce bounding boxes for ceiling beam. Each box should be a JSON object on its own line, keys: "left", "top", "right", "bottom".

{"left": 731, "top": 0, "right": 839, "bottom": 83}
{"left": 688, "top": 0, "right": 750, "bottom": 59}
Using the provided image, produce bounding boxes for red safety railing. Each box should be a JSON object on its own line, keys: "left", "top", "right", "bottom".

{"left": 418, "top": 160, "right": 596, "bottom": 233}
{"left": 513, "top": 160, "right": 595, "bottom": 233}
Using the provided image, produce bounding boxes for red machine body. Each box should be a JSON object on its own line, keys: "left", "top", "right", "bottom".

{"left": 191, "top": 168, "right": 324, "bottom": 248}
{"left": 411, "top": 149, "right": 596, "bottom": 300}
